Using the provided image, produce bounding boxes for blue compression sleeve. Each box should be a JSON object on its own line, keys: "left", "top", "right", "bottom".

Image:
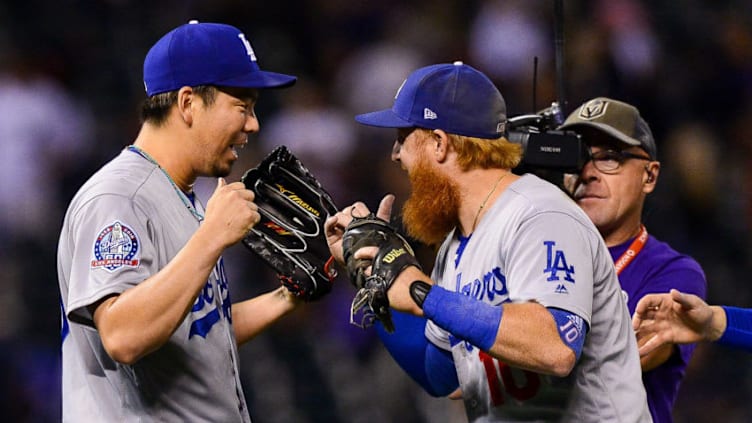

{"left": 717, "top": 306, "right": 752, "bottom": 352}
{"left": 547, "top": 308, "right": 588, "bottom": 360}
{"left": 422, "top": 286, "right": 502, "bottom": 351}
{"left": 375, "top": 311, "right": 458, "bottom": 396}
{"left": 425, "top": 342, "right": 459, "bottom": 396}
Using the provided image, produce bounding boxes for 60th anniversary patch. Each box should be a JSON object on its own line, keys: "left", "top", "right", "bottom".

{"left": 91, "top": 221, "right": 141, "bottom": 271}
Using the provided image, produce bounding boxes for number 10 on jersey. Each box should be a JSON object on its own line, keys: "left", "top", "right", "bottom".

{"left": 480, "top": 351, "right": 541, "bottom": 406}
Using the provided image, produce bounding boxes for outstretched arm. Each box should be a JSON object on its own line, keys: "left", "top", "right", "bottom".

{"left": 382, "top": 266, "right": 580, "bottom": 378}
{"left": 232, "top": 287, "right": 300, "bottom": 346}
{"left": 633, "top": 289, "right": 726, "bottom": 356}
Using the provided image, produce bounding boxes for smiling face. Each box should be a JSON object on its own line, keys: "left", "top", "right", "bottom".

{"left": 566, "top": 129, "right": 660, "bottom": 244}
{"left": 191, "top": 87, "right": 260, "bottom": 178}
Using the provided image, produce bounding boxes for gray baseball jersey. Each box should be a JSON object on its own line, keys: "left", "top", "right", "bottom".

{"left": 425, "top": 174, "right": 651, "bottom": 422}
{"left": 58, "top": 149, "right": 250, "bottom": 422}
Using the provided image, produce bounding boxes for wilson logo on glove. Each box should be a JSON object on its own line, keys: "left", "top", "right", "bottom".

{"left": 383, "top": 248, "right": 406, "bottom": 264}
{"left": 342, "top": 214, "right": 422, "bottom": 332}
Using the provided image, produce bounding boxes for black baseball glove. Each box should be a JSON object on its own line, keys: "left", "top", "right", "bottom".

{"left": 241, "top": 146, "right": 338, "bottom": 301}
{"left": 342, "top": 214, "right": 421, "bottom": 332}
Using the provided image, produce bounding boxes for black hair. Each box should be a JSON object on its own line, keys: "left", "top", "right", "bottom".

{"left": 140, "top": 85, "right": 217, "bottom": 125}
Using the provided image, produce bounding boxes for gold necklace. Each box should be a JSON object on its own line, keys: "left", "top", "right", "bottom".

{"left": 471, "top": 172, "right": 508, "bottom": 233}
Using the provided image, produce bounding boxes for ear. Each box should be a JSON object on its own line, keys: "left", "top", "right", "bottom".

{"left": 643, "top": 162, "right": 660, "bottom": 193}
{"left": 176, "top": 86, "right": 195, "bottom": 126}
{"left": 432, "top": 129, "right": 450, "bottom": 163}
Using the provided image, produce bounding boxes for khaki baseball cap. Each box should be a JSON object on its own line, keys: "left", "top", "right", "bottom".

{"left": 559, "top": 97, "right": 657, "bottom": 159}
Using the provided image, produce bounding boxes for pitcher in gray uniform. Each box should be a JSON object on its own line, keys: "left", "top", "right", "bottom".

{"left": 326, "top": 62, "right": 652, "bottom": 422}
{"left": 58, "top": 21, "right": 303, "bottom": 422}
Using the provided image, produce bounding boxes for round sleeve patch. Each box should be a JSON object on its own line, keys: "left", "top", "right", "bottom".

{"left": 91, "top": 221, "right": 141, "bottom": 272}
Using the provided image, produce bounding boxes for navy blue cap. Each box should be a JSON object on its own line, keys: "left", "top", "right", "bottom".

{"left": 355, "top": 61, "right": 507, "bottom": 139}
{"left": 143, "top": 20, "right": 296, "bottom": 96}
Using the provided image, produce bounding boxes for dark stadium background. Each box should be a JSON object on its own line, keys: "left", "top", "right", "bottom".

{"left": 1, "top": 1, "right": 751, "bottom": 421}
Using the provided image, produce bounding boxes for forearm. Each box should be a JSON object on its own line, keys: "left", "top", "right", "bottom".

{"left": 420, "top": 285, "right": 575, "bottom": 377}
{"left": 232, "top": 287, "right": 300, "bottom": 346}
{"left": 94, "top": 225, "right": 226, "bottom": 364}
{"left": 389, "top": 264, "right": 574, "bottom": 376}
{"left": 486, "top": 302, "right": 576, "bottom": 377}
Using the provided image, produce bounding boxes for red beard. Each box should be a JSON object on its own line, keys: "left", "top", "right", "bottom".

{"left": 401, "top": 156, "right": 461, "bottom": 247}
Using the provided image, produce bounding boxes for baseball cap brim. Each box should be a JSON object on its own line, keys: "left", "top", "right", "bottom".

{"left": 218, "top": 70, "right": 297, "bottom": 89}
{"left": 559, "top": 121, "right": 641, "bottom": 148}
{"left": 355, "top": 109, "right": 415, "bottom": 128}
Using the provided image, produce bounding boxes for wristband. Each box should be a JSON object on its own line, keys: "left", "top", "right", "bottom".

{"left": 422, "top": 286, "right": 502, "bottom": 351}
{"left": 410, "top": 280, "right": 432, "bottom": 309}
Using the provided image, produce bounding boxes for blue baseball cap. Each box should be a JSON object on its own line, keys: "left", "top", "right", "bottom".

{"left": 355, "top": 61, "right": 507, "bottom": 139}
{"left": 143, "top": 20, "right": 296, "bottom": 96}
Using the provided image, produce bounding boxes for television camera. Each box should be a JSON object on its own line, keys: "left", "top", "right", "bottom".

{"left": 508, "top": 102, "right": 589, "bottom": 175}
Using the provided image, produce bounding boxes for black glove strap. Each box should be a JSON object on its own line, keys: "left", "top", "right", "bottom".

{"left": 409, "top": 280, "right": 433, "bottom": 309}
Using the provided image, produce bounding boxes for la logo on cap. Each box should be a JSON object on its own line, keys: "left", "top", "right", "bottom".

{"left": 394, "top": 79, "right": 407, "bottom": 100}
{"left": 237, "top": 33, "right": 257, "bottom": 62}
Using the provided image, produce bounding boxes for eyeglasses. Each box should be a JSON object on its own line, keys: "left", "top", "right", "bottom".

{"left": 588, "top": 149, "right": 652, "bottom": 174}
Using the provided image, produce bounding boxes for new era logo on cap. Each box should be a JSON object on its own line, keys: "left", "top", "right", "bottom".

{"left": 424, "top": 108, "right": 437, "bottom": 120}
{"left": 143, "top": 20, "right": 296, "bottom": 96}
{"left": 354, "top": 61, "right": 507, "bottom": 139}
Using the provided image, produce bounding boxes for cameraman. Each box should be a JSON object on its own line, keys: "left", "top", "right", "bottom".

{"left": 561, "top": 97, "right": 707, "bottom": 423}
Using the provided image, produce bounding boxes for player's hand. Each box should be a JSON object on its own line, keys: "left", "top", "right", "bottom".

{"left": 352, "top": 246, "right": 426, "bottom": 316}
{"left": 325, "top": 194, "right": 394, "bottom": 264}
{"left": 633, "top": 289, "right": 723, "bottom": 356}
{"left": 203, "top": 178, "right": 260, "bottom": 248}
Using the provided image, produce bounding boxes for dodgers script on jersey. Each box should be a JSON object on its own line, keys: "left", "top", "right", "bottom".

{"left": 425, "top": 174, "right": 651, "bottom": 422}
{"left": 58, "top": 149, "right": 250, "bottom": 422}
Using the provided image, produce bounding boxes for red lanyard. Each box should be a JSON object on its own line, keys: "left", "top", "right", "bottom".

{"left": 613, "top": 225, "right": 648, "bottom": 275}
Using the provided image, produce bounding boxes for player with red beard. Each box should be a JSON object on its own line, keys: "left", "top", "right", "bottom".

{"left": 325, "top": 62, "right": 651, "bottom": 422}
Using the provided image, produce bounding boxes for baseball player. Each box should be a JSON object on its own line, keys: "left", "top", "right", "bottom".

{"left": 634, "top": 289, "right": 752, "bottom": 354}
{"left": 561, "top": 98, "right": 707, "bottom": 423}
{"left": 326, "top": 62, "right": 651, "bottom": 421}
{"left": 58, "top": 21, "right": 302, "bottom": 421}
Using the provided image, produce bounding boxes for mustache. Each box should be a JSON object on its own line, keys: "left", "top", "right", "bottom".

{"left": 402, "top": 159, "right": 460, "bottom": 246}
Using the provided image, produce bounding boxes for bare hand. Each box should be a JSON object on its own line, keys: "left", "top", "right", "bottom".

{"left": 633, "top": 289, "right": 722, "bottom": 356}
{"left": 203, "top": 178, "right": 260, "bottom": 248}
